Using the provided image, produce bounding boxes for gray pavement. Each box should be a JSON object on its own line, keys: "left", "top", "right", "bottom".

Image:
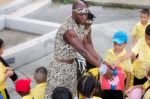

{"left": 86, "top": 0, "right": 150, "bottom": 9}
{"left": 25, "top": 4, "right": 139, "bottom": 24}
{"left": 0, "top": 29, "right": 40, "bottom": 49}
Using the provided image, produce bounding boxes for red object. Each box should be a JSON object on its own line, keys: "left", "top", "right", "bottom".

{"left": 101, "top": 67, "right": 125, "bottom": 91}
{"left": 15, "top": 78, "right": 31, "bottom": 93}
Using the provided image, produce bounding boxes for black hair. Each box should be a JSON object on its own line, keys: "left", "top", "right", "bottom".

{"left": 87, "top": 12, "right": 96, "bottom": 20}
{"left": 77, "top": 75, "right": 96, "bottom": 98}
{"left": 34, "top": 67, "right": 47, "bottom": 83}
{"left": 0, "top": 38, "right": 4, "bottom": 48}
{"left": 52, "top": 87, "right": 73, "bottom": 99}
{"left": 140, "top": 9, "right": 149, "bottom": 16}
{"left": 145, "top": 24, "right": 150, "bottom": 35}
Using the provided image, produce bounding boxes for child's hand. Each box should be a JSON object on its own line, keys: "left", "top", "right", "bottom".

{"left": 112, "top": 59, "right": 121, "bottom": 67}
{"left": 124, "top": 86, "right": 134, "bottom": 96}
{"left": 6, "top": 67, "right": 13, "bottom": 71}
{"left": 5, "top": 70, "right": 14, "bottom": 78}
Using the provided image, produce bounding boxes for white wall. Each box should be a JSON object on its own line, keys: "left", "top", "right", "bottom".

{"left": 5, "top": 16, "right": 59, "bottom": 35}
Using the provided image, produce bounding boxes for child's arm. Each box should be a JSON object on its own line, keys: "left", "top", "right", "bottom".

{"left": 0, "top": 70, "right": 14, "bottom": 85}
{"left": 132, "top": 35, "right": 138, "bottom": 46}
{"left": 125, "top": 85, "right": 143, "bottom": 96}
{"left": 0, "top": 57, "right": 18, "bottom": 81}
{"left": 112, "top": 51, "right": 134, "bottom": 66}
{"left": 125, "top": 72, "right": 131, "bottom": 90}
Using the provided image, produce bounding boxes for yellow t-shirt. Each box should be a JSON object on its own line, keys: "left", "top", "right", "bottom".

{"left": 0, "top": 62, "right": 6, "bottom": 91}
{"left": 31, "top": 83, "right": 46, "bottom": 99}
{"left": 22, "top": 94, "right": 33, "bottom": 99}
{"left": 88, "top": 68, "right": 99, "bottom": 80}
{"left": 143, "top": 81, "right": 150, "bottom": 99}
{"left": 143, "top": 89, "right": 150, "bottom": 99}
{"left": 92, "top": 96, "right": 102, "bottom": 99}
{"left": 132, "top": 38, "right": 150, "bottom": 79}
{"left": 105, "top": 48, "right": 133, "bottom": 73}
{"left": 132, "top": 22, "right": 149, "bottom": 40}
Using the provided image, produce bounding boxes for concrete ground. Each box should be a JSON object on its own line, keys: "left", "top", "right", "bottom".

{"left": 86, "top": 0, "right": 150, "bottom": 9}
{"left": 0, "top": 29, "right": 40, "bottom": 49}
{"left": 25, "top": 4, "right": 139, "bottom": 24}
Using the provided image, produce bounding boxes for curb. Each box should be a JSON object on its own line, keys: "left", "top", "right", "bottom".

{"left": 62, "top": 0, "right": 150, "bottom": 9}
{"left": 86, "top": 1, "right": 150, "bottom": 9}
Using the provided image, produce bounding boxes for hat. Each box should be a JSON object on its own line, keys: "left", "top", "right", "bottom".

{"left": 87, "top": 12, "right": 96, "bottom": 20}
{"left": 112, "top": 31, "right": 128, "bottom": 44}
{"left": 15, "top": 78, "right": 31, "bottom": 93}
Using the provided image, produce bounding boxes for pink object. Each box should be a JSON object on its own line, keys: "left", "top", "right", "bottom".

{"left": 128, "top": 88, "right": 143, "bottom": 99}
{"left": 101, "top": 67, "right": 125, "bottom": 91}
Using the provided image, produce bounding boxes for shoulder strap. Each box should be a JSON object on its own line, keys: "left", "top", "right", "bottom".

{"left": 141, "top": 86, "right": 150, "bottom": 99}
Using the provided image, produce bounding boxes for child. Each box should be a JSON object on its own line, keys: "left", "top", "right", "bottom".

{"left": 131, "top": 9, "right": 149, "bottom": 46}
{"left": 52, "top": 87, "right": 73, "bottom": 99}
{"left": 77, "top": 75, "right": 102, "bottom": 99}
{"left": 0, "top": 38, "right": 18, "bottom": 83}
{"left": 15, "top": 78, "right": 34, "bottom": 99}
{"left": 103, "top": 31, "right": 133, "bottom": 99}
{"left": 0, "top": 38, "right": 14, "bottom": 99}
{"left": 31, "top": 67, "right": 47, "bottom": 99}
{"left": 125, "top": 68, "right": 150, "bottom": 99}
{"left": 131, "top": 9, "right": 149, "bottom": 62}
{"left": 113, "top": 24, "right": 150, "bottom": 85}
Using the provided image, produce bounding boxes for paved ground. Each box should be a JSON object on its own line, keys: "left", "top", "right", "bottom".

{"left": 0, "top": 29, "right": 40, "bottom": 49}
{"left": 86, "top": 0, "right": 150, "bottom": 9}
{"left": 25, "top": 4, "right": 138, "bottom": 24}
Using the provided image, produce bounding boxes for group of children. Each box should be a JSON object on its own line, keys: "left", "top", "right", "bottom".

{"left": 75, "top": 8, "right": 150, "bottom": 99}
{"left": 0, "top": 38, "right": 48, "bottom": 99}
{"left": 84, "top": 8, "right": 150, "bottom": 99}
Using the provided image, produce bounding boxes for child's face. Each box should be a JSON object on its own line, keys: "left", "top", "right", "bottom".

{"left": 0, "top": 45, "right": 4, "bottom": 56}
{"left": 145, "top": 34, "right": 150, "bottom": 46}
{"left": 113, "top": 42, "right": 126, "bottom": 52}
{"left": 140, "top": 13, "right": 149, "bottom": 24}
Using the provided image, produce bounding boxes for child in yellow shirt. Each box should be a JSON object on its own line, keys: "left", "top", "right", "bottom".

{"left": 103, "top": 31, "right": 133, "bottom": 99}
{"left": 132, "top": 9, "right": 149, "bottom": 46}
{"left": 15, "top": 78, "right": 34, "bottom": 99}
{"left": 77, "top": 75, "right": 102, "bottom": 99}
{"left": 113, "top": 24, "right": 150, "bottom": 85}
{"left": 125, "top": 68, "right": 150, "bottom": 99}
{"left": 0, "top": 38, "right": 14, "bottom": 99}
{"left": 131, "top": 9, "right": 149, "bottom": 62}
{"left": 31, "top": 67, "right": 47, "bottom": 99}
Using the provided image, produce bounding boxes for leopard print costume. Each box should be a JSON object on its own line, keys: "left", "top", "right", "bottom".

{"left": 45, "top": 16, "right": 88, "bottom": 99}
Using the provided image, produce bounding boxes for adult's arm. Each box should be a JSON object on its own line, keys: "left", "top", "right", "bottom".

{"left": 64, "top": 29, "right": 100, "bottom": 67}
{"left": 83, "top": 28, "right": 99, "bottom": 60}
{"left": 0, "top": 57, "right": 18, "bottom": 81}
{"left": 112, "top": 51, "right": 134, "bottom": 66}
